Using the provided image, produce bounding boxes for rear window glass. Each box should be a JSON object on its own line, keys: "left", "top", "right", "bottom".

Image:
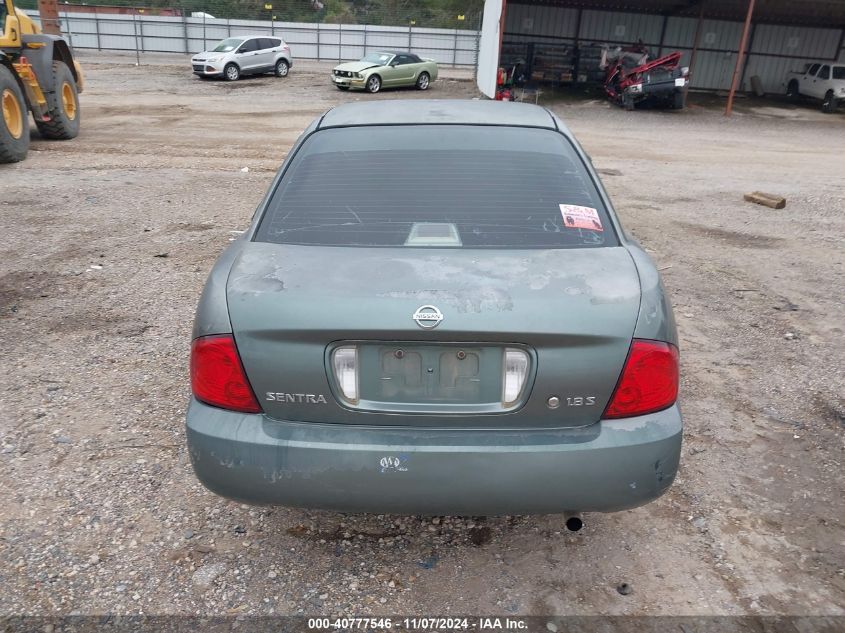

{"left": 255, "top": 125, "right": 617, "bottom": 249}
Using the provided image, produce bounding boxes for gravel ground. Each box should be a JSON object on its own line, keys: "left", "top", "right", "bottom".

{"left": 0, "top": 55, "right": 843, "bottom": 618}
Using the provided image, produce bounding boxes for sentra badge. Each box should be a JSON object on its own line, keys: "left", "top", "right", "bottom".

{"left": 266, "top": 392, "right": 327, "bottom": 404}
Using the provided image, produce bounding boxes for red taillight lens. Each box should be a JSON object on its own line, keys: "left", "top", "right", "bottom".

{"left": 603, "top": 340, "right": 679, "bottom": 419}
{"left": 190, "top": 335, "right": 261, "bottom": 414}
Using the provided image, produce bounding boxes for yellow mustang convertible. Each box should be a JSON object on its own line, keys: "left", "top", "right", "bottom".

{"left": 332, "top": 51, "right": 438, "bottom": 93}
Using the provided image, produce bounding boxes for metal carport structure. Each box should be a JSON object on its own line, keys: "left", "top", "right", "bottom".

{"left": 476, "top": 0, "right": 845, "bottom": 113}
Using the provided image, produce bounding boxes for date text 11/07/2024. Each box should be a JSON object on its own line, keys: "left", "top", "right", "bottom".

{"left": 307, "top": 617, "right": 530, "bottom": 630}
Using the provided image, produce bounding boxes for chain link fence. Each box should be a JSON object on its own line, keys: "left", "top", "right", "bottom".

{"left": 20, "top": 0, "right": 483, "bottom": 67}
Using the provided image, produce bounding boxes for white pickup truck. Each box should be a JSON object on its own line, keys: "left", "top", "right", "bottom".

{"left": 785, "top": 62, "right": 845, "bottom": 113}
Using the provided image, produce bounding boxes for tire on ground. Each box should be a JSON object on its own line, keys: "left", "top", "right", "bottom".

{"left": 821, "top": 90, "right": 837, "bottom": 113}
{"left": 673, "top": 90, "right": 686, "bottom": 110}
{"left": 274, "top": 59, "right": 289, "bottom": 77}
{"left": 34, "top": 61, "right": 80, "bottom": 140}
{"left": 224, "top": 63, "right": 240, "bottom": 81}
{"left": 0, "top": 65, "right": 30, "bottom": 163}
{"left": 366, "top": 75, "right": 381, "bottom": 93}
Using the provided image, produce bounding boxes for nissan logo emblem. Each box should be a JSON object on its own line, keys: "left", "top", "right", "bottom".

{"left": 413, "top": 305, "right": 444, "bottom": 329}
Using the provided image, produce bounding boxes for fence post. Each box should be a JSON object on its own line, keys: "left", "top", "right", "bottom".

{"left": 182, "top": 12, "right": 189, "bottom": 54}
{"left": 316, "top": 23, "right": 320, "bottom": 61}
{"left": 138, "top": 12, "right": 145, "bottom": 53}
{"left": 227, "top": 18, "right": 231, "bottom": 38}
{"left": 452, "top": 29, "right": 458, "bottom": 67}
{"left": 95, "top": 12, "right": 101, "bottom": 51}
{"left": 408, "top": 23, "right": 412, "bottom": 51}
{"left": 338, "top": 18, "right": 342, "bottom": 62}
{"left": 363, "top": 23, "right": 367, "bottom": 56}
{"left": 63, "top": 8, "right": 74, "bottom": 48}
{"left": 132, "top": 10, "right": 140, "bottom": 65}
{"left": 202, "top": 13, "right": 206, "bottom": 52}
{"left": 473, "top": 14, "right": 481, "bottom": 76}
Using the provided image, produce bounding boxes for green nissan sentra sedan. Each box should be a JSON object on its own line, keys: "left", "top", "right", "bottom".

{"left": 187, "top": 100, "right": 682, "bottom": 519}
{"left": 332, "top": 51, "right": 438, "bottom": 92}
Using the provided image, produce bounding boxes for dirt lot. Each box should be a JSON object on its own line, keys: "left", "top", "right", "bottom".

{"left": 1, "top": 54, "right": 843, "bottom": 618}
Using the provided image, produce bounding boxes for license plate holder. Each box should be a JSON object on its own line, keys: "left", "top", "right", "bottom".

{"left": 355, "top": 343, "right": 506, "bottom": 412}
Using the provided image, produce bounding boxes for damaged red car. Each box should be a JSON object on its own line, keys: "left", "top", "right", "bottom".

{"left": 603, "top": 45, "right": 689, "bottom": 110}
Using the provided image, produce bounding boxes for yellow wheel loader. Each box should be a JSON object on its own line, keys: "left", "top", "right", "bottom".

{"left": 1, "top": 0, "right": 83, "bottom": 163}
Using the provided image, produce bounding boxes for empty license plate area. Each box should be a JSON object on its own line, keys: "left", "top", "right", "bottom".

{"left": 356, "top": 344, "right": 507, "bottom": 413}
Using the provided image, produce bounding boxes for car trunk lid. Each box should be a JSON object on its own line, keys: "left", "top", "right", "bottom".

{"left": 227, "top": 242, "right": 640, "bottom": 428}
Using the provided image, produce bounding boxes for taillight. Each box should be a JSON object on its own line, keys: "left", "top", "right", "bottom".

{"left": 603, "top": 340, "right": 679, "bottom": 419}
{"left": 190, "top": 335, "right": 261, "bottom": 414}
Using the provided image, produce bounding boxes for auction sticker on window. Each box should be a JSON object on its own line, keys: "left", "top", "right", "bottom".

{"left": 559, "top": 204, "right": 603, "bottom": 232}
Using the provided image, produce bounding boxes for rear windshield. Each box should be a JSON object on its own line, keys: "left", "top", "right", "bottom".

{"left": 255, "top": 125, "right": 617, "bottom": 249}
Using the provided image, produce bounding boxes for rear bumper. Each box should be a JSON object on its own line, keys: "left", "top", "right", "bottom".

{"left": 186, "top": 399, "right": 682, "bottom": 515}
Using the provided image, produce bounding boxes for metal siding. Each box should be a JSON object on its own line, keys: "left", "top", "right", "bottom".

{"left": 665, "top": 18, "right": 743, "bottom": 91}
{"left": 505, "top": 4, "right": 578, "bottom": 39}
{"left": 750, "top": 24, "right": 840, "bottom": 58}
{"left": 33, "top": 10, "right": 480, "bottom": 65}
{"left": 504, "top": 3, "right": 522, "bottom": 32}
{"left": 634, "top": 16, "right": 745, "bottom": 50}
{"left": 702, "top": 19, "right": 744, "bottom": 50}
{"left": 498, "top": 5, "right": 845, "bottom": 93}
{"left": 692, "top": 50, "right": 737, "bottom": 90}
{"left": 578, "top": 10, "right": 664, "bottom": 45}
{"left": 663, "top": 16, "right": 843, "bottom": 91}
{"left": 663, "top": 16, "right": 697, "bottom": 48}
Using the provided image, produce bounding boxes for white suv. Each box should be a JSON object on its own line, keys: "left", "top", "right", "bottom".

{"left": 192, "top": 36, "right": 292, "bottom": 81}
{"left": 785, "top": 62, "right": 845, "bottom": 113}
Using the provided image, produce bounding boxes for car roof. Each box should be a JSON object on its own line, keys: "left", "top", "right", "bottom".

{"left": 318, "top": 99, "right": 562, "bottom": 132}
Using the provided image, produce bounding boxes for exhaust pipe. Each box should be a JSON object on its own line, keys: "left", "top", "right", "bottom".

{"left": 564, "top": 512, "right": 583, "bottom": 532}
